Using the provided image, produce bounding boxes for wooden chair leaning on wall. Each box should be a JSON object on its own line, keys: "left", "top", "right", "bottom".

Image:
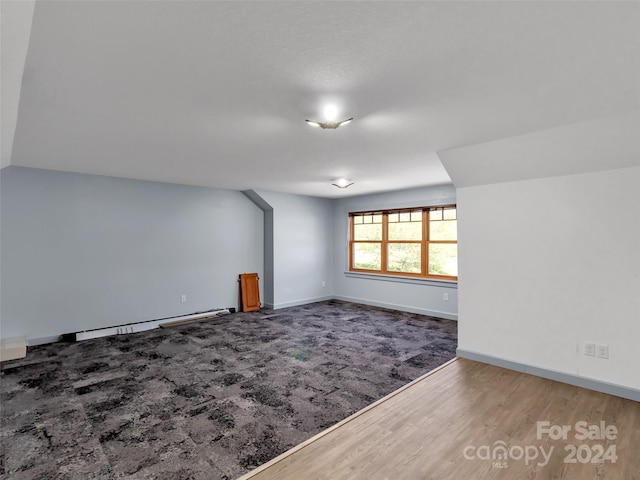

{"left": 239, "top": 273, "right": 261, "bottom": 312}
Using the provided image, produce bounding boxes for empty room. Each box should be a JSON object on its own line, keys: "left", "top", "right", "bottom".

{"left": 1, "top": 1, "right": 639, "bottom": 479}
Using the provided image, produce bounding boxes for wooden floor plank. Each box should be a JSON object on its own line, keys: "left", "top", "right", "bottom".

{"left": 238, "top": 358, "right": 640, "bottom": 480}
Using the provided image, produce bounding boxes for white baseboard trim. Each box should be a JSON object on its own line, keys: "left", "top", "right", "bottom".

{"left": 332, "top": 295, "right": 457, "bottom": 320}
{"left": 28, "top": 335, "right": 61, "bottom": 346}
{"left": 457, "top": 348, "right": 640, "bottom": 402}
{"left": 24, "top": 299, "right": 454, "bottom": 346}
{"left": 272, "top": 295, "right": 334, "bottom": 310}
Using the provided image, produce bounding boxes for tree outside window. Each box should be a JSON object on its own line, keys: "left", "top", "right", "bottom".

{"left": 350, "top": 206, "right": 457, "bottom": 280}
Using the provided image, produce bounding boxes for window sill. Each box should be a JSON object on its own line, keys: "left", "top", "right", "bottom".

{"left": 343, "top": 271, "right": 458, "bottom": 288}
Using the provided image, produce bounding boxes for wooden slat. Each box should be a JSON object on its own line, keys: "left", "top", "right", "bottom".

{"left": 239, "top": 358, "right": 640, "bottom": 480}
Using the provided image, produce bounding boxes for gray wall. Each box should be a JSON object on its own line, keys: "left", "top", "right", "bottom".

{"left": 251, "top": 190, "right": 334, "bottom": 309}
{"left": 241, "top": 190, "right": 274, "bottom": 307}
{"left": 1, "top": 168, "right": 457, "bottom": 344}
{"left": 332, "top": 185, "right": 458, "bottom": 319}
{"left": 0, "top": 166, "right": 263, "bottom": 343}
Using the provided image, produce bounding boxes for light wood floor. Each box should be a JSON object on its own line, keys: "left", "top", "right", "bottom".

{"left": 238, "top": 358, "right": 640, "bottom": 480}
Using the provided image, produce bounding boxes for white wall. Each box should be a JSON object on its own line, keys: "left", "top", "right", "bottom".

{"left": 332, "top": 185, "right": 458, "bottom": 319}
{"left": 252, "top": 190, "right": 334, "bottom": 309}
{"left": 457, "top": 166, "right": 640, "bottom": 389}
{"left": 0, "top": 166, "right": 263, "bottom": 343}
{"left": 0, "top": 0, "right": 35, "bottom": 169}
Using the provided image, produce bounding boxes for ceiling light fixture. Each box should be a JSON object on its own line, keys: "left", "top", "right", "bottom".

{"left": 306, "top": 104, "right": 353, "bottom": 129}
{"left": 332, "top": 178, "right": 354, "bottom": 189}
{"left": 306, "top": 117, "right": 353, "bottom": 129}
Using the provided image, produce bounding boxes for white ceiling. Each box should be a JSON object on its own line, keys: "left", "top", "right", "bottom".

{"left": 3, "top": 1, "right": 639, "bottom": 198}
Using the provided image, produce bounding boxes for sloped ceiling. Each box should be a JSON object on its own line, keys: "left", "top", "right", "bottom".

{"left": 3, "top": 1, "right": 639, "bottom": 197}
{"left": 439, "top": 110, "right": 640, "bottom": 188}
{"left": 0, "top": 0, "right": 35, "bottom": 169}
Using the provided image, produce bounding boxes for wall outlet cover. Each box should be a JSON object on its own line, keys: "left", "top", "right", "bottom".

{"left": 584, "top": 342, "right": 596, "bottom": 357}
{"left": 596, "top": 344, "right": 609, "bottom": 359}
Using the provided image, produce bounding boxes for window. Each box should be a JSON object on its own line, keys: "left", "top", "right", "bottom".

{"left": 349, "top": 206, "right": 457, "bottom": 280}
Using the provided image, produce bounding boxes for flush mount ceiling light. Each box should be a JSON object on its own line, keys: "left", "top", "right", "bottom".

{"left": 306, "top": 118, "right": 353, "bottom": 129}
{"left": 332, "top": 178, "right": 354, "bottom": 189}
{"left": 306, "top": 104, "right": 353, "bottom": 129}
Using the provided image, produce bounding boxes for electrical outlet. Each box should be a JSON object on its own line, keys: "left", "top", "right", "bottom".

{"left": 443, "top": 293, "right": 449, "bottom": 301}
{"left": 584, "top": 342, "right": 595, "bottom": 357}
{"left": 596, "top": 344, "right": 609, "bottom": 359}
{"left": 322, "top": 280, "right": 326, "bottom": 287}
{"left": 180, "top": 294, "right": 187, "bottom": 303}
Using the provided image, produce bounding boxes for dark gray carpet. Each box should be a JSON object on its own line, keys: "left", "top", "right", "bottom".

{"left": 0, "top": 300, "right": 457, "bottom": 479}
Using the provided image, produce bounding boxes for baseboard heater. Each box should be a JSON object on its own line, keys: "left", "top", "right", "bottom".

{"left": 62, "top": 308, "right": 234, "bottom": 342}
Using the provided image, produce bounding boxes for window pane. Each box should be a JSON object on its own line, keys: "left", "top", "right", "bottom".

{"left": 443, "top": 208, "right": 456, "bottom": 220}
{"left": 354, "top": 223, "right": 382, "bottom": 240}
{"left": 388, "top": 220, "right": 422, "bottom": 240}
{"left": 429, "top": 219, "right": 457, "bottom": 241}
{"left": 428, "top": 243, "right": 458, "bottom": 276}
{"left": 387, "top": 243, "right": 422, "bottom": 273}
{"left": 353, "top": 243, "right": 381, "bottom": 270}
{"left": 350, "top": 207, "right": 457, "bottom": 279}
